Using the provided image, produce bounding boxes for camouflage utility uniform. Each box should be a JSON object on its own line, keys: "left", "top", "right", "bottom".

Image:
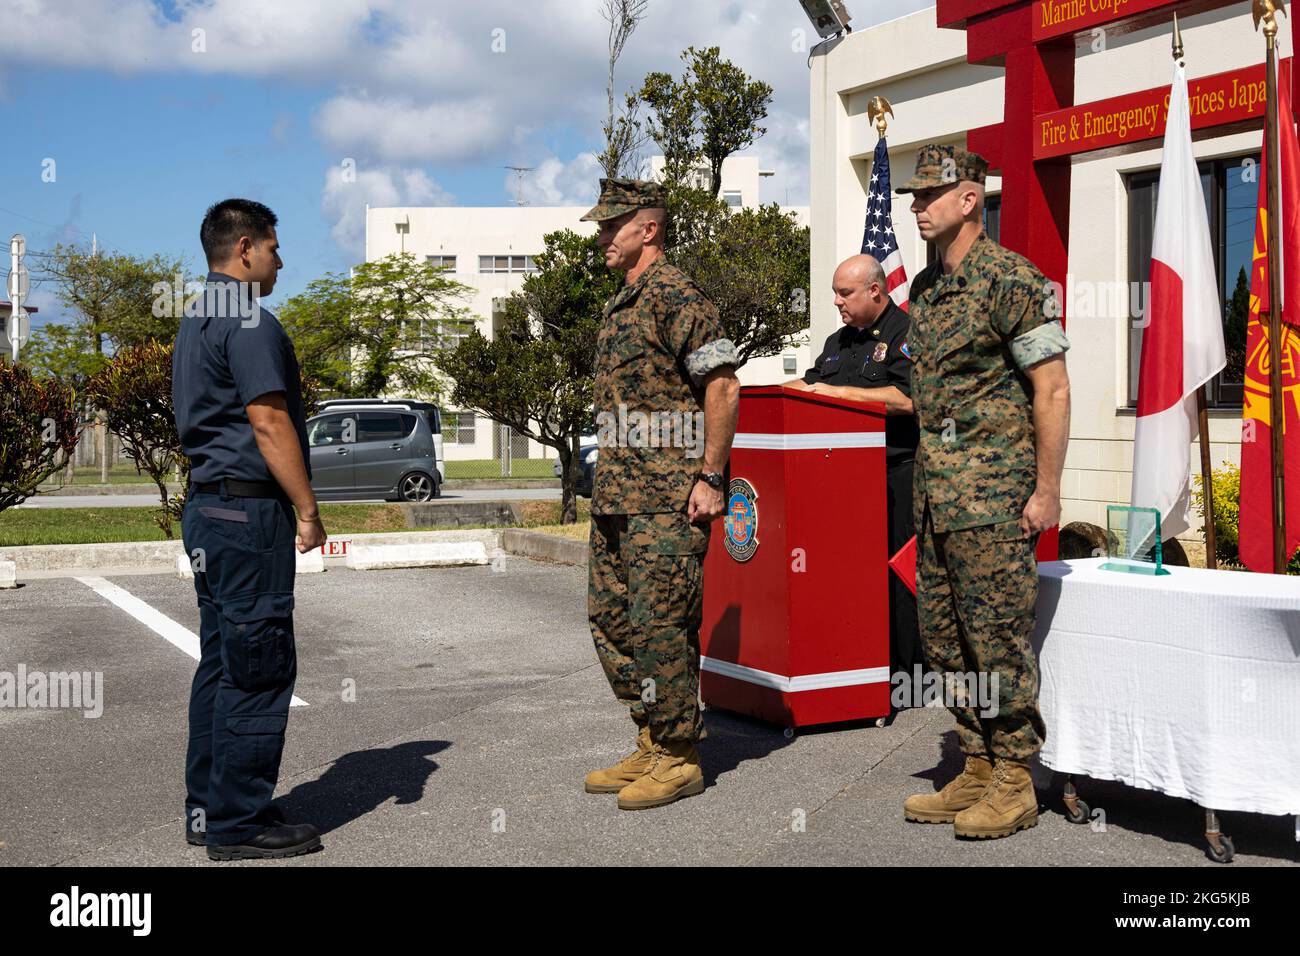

{"left": 584, "top": 216, "right": 737, "bottom": 746}
{"left": 901, "top": 150, "right": 1071, "bottom": 763}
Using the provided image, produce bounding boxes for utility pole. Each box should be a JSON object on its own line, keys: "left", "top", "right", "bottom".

{"left": 7, "top": 234, "right": 28, "bottom": 362}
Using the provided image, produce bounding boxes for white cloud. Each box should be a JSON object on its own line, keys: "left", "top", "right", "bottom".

{"left": 1, "top": 0, "right": 941, "bottom": 215}
{"left": 321, "top": 164, "right": 454, "bottom": 258}
{"left": 314, "top": 94, "right": 502, "bottom": 165}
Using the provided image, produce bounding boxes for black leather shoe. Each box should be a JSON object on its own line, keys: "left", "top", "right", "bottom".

{"left": 186, "top": 803, "right": 289, "bottom": 847}
{"left": 206, "top": 823, "right": 321, "bottom": 861}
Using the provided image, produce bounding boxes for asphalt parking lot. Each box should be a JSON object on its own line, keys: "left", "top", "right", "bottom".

{"left": 1, "top": 556, "right": 1296, "bottom": 867}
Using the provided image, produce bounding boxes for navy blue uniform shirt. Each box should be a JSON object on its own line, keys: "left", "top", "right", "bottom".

{"left": 804, "top": 299, "right": 919, "bottom": 464}
{"left": 172, "top": 272, "right": 310, "bottom": 484}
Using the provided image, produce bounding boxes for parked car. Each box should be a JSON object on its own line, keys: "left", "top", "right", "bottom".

{"left": 554, "top": 442, "right": 598, "bottom": 498}
{"left": 307, "top": 400, "right": 444, "bottom": 502}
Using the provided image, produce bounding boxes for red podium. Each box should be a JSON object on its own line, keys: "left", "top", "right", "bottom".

{"left": 701, "top": 386, "right": 891, "bottom": 729}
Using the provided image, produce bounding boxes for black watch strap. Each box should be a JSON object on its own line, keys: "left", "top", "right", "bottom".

{"left": 699, "top": 471, "right": 724, "bottom": 490}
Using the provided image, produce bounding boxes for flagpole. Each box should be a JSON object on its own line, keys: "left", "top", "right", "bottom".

{"left": 1255, "top": 0, "right": 1289, "bottom": 573}
{"left": 1173, "top": 16, "right": 1221, "bottom": 570}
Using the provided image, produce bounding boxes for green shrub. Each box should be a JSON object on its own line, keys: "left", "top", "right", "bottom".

{"left": 0, "top": 360, "right": 80, "bottom": 512}
{"left": 1194, "top": 462, "right": 1299, "bottom": 574}
{"left": 86, "top": 342, "right": 188, "bottom": 538}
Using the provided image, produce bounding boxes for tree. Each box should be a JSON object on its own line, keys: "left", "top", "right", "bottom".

{"left": 597, "top": 0, "right": 652, "bottom": 179}
{"left": 637, "top": 48, "right": 809, "bottom": 362}
{"left": 639, "top": 46, "right": 773, "bottom": 199}
{"left": 435, "top": 230, "right": 619, "bottom": 523}
{"left": 85, "top": 342, "right": 188, "bottom": 538}
{"left": 0, "top": 360, "right": 80, "bottom": 513}
{"left": 1224, "top": 266, "right": 1250, "bottom": 383}
{"left": 38, "top": 244, "right": 190, "bottom": 360}
{"left": 278, "top": 253, "right": 473, "bottom": 400}
{"left": 673, "top": 204, "right": 811, "bottom": 366}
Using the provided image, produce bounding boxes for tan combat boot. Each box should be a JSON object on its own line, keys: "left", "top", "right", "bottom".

{"left": 585, "top": 726, "right": 655, "bottom": 794}
{"left": 903, "top": 755, "right": 994, "bottom": 823}
{"left": 616, "top": 740, "right": 705, "bottom": 810}
{"left": 952, "top": 758, "right": 1038, "bottom": 839}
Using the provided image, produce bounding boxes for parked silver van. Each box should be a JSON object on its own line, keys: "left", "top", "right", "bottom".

{"left": 307, "top": 400, "right": 445, "bottom": 501}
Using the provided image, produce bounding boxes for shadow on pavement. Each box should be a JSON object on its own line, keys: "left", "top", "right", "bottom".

{"left": 279, "top": 740, "right": 450, "bottom": 835}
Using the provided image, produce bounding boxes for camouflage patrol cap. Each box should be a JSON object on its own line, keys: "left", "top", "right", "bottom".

{"left": 894, "top": 145, "right": 990, "bottom": 194}
{"left": 580, "top": 177, "right": 668, "bottom": 222}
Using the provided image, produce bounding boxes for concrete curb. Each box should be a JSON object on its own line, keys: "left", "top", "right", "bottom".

{"left": 33, "top": 480, "right": 559, "bottom": 497}
{"left": 347, "top": 541, "right": 490, "bottom": 570}
{"left": 1, "top": 529, "right": 504, "bottom": 577}
{"left": 402, "top": 500, "right": 521, "bottom": 528}
{"left": 501, "top": 529, "right": 589, "bottom": 566}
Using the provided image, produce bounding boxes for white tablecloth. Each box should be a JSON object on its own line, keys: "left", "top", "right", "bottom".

{"left": 1032, "top": 558, "right": 1300, "bottom": 816}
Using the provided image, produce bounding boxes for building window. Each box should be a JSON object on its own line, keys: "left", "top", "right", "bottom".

{"left": 723, "top": 189, "right": 743, "bottom": 208}
{"left": 1126, "top": 154, "right": 1255, "bottom": 408}
{"left": 478, "top": 255, "right": 537, "bottom": 274}
{"left": 426, "top": 255, "right": 456, "bottom": 271}
{"left": 783, "top": 355, "right": 797, "bottom": 375}
{"left": 984, "top": 194, "right": 1001, "bottom": 244}
{"left": 444, "top": 411, "right": 477, "bottom": 445}
{"left": 437, "top": 319, "right": 474, "bottom": 351}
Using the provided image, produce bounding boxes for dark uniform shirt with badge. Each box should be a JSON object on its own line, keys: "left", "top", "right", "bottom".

{"left": 803, "top": 299, "right": 920, "bottom": 465}
{"left": 173, "top": 272, "right": 310, "bottom": 484}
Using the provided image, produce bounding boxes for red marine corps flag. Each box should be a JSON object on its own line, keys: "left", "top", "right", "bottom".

{"left": 1240, "top": 57, "right": 1300, "bottom": 573}
{"left": 1130, "top": 57, "right": 1227, "bottom": 541}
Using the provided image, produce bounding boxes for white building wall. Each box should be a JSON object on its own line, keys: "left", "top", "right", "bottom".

{"left": 810, "top": 5, "right": 1266, "bottom": 541}
{"left": 366, "top": 205, "right": 594, "bottom": 462}
{"left": 367, "top": 155, "right": 812, "bottom": 460}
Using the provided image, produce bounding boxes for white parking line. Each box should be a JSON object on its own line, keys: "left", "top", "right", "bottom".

{"left": 74, "top": 576, "right": 308, "bottom": 707}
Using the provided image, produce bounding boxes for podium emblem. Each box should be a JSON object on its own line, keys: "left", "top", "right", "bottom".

{"left": 723, "top": 478, "right": 760, "bottom": 563}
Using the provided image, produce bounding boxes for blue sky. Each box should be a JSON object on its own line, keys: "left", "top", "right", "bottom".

{"left": 0, "top": 0, "right": 935, "bottom": 330}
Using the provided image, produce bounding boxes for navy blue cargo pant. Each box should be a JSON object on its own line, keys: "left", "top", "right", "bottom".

{"left": 181, "top": 485, "right": 298, "bottom": 846}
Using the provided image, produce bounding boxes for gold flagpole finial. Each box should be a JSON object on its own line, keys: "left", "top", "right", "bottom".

{"left": 867, "top": 96, "right": 893, "bottom": 139}
{"left": 1172, "top": 12, "right": 1185, "bottom": 63}
{"left": 1253, "top": 0, "right": 1287, "bottom": 39}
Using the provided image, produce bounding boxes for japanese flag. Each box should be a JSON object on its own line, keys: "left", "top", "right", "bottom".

{"left": 1130, "top": 61, "right": 1227, "bottom": 541}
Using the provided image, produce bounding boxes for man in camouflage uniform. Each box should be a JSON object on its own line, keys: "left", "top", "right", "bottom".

{"left": 578, "top": 178, "right": 740, "bottom": 810}
{"left": 894, "top": 146, "right": 1072, "bottom": 839}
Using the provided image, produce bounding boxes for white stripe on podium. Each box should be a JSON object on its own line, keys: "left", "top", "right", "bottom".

{"left": 701, "top": 656, "right": 890, "bottom": 693}
{"left": 731, "top": 432, "right": 885, "bottom": 451}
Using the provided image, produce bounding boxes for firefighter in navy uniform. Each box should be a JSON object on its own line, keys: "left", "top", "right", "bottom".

{"left": 786, "top": 254, "right": 922, "bottom": 682}
{"left": 173, "top": 198, "right": 325, "bottom": 860}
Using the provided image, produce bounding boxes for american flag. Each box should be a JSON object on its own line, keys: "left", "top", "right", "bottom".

{"left": 861, "top": 137, "right": 909, "bottom": 311}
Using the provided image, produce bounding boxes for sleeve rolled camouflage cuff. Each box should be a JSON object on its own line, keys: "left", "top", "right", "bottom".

{"left": 685, "top": 338, "right": 739, "bottom": 385}
{"left": 1009, "top": 319, "right": 1070, "bottom": 371}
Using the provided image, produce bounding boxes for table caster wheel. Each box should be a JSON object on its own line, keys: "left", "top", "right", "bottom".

{"left": 874, "top": 717, "right": 887, "bottom": 728}
{"left": 783, "top": 727, "right": 795, "bottom": 739}
{"left": 1206, "top": 835, "right": 1235, "bottom": 864}
{"left": 1065, "top": 798, "right": 1090, "bottom": 825}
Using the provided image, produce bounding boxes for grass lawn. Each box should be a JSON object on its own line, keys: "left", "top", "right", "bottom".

{"left": 39, "top": 465, "right": 163, "bottom": 488}
{"left": 0, "top": 499, "right": 592, "bottom": 547}
{"left": 443, "top": 458, "right": 557, "bottom": 480}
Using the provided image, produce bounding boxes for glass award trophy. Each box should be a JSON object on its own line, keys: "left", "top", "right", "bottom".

{"left": 1100, "top": 505, "right": 1171, "bottom": 576}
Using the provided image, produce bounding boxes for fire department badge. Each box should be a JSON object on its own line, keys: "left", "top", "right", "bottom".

{"left": 872, "top": 342, "right": 888, "bottom": 363}
{"left": 723, "top": 478, "right": 759, "bottom": 563}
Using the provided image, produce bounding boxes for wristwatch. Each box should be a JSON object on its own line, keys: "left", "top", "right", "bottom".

{"left": 698, "top": 471, "right": 725, "bottom": 491}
